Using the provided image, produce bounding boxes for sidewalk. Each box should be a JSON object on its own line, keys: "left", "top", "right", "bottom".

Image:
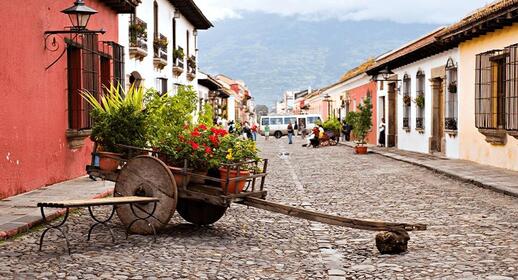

{"left": 340, "top": 141, "right": 518, "bottom": 198}
{"left": 0, "top": 176, "right": 113, "bottom": 240}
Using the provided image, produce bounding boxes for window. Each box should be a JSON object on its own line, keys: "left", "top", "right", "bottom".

{"left": 66, "top": 35, "right": 126, "bottom": 130}
{"left": 476, "top": 50, "right": 506, "bottom": 129}
{"left": 476, "top": 44, "right": 518, "bottom": 137}
{"left": 505, "top": 44, "right": 518, "bottom": 133}
{"left": 156, "top": 78, "right": 168, "bottom": 96}
{"left": 379, "top": 81, "right": 384, "bottom": 91}
{"left": 153, "top": 1, "right": 158, "bottom": 38}
{"left": 402, "top": 74, "right": 411, "bottom": 129}
{"left": 416, "top": 70, "right": 425, "bottom": 130}
{"left": 284, "top": 117, "right": 296, "bottom": 124}
{"left": 307, "top": 116, "right": 320, "bottom": 124}
{"left": 445, "top": 58, "right": 458, "bottom": 131}
{"left": 261, "top": 118, "right": 269, "bottom": 125}
{"left": 186, "top": 30, "right": 190, "bottom": 57}
{"left": 270, "top": 118, "right": 283, "bottom": 125}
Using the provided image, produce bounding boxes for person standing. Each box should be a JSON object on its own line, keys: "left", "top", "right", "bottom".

{"left": 243, "top": 122, "right": 253, "bottom": 140}
{"left": 378, "top": 118, "right": 386, "bottom": 147}
{"left": 287, "top": 122, "right": 294, "bottom": 144}
{"left": 264, "top": 124, "right": 270, "bottom": 141}
{"left": 300, "top": 123, "right": 307, "bottom": 139}
{"left": 251, "top": 123, "right": 258, "bottom": 141}
{"left": 294, "top": 122, "right": 299, "bottom": 136}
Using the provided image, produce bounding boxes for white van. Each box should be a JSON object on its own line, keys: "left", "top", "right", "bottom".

{"left": 259, "top": 114, "right": 322, "bottom": 138}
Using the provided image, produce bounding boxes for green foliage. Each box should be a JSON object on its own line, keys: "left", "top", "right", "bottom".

{"left": 351, "top": 97, "right": 373, "bottom": 145}
{"left": 345, "top": 111, "right": 358, "bottom": 127}
{"left": 216, "top": 135, "right": 260, "bottom": 169}
{"left": 81, "top": 84, "right": 147, "bottom": 153}
{"left": 173, "top": 48, "right": 185, "bottom": 60}
{"left": 198, "top": 103, "right": 214, "bottom": 126}
{"left": 415, "top": 95, "right": 425, "bottom": 108}
{"left": 145, "top": 85, "right": 198, "bottom": 147}
{"left": 323, "top": 117, "right": 341, "bottom": 134}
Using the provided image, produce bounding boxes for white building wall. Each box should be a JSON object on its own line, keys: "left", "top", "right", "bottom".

{"left": 119, "top": 0, "right": 199, "bottom": 94}
{"left": 227, "top": 96, "right": 236, "bottom": 122}
{"left": 391, "top": 48, "right": 460, "bottom": 158}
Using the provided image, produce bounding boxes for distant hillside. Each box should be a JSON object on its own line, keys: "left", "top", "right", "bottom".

{"left": 198, "top": 12, "right": 439, "bottom": 107}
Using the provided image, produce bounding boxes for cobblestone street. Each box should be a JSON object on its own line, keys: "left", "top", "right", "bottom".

{"left": 1, "top": 137, "right": 518, "bottom": 279}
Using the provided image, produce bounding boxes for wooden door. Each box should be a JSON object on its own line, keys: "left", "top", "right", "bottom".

{"left": 388, "top": 83, "right": 397, "bottom": 147}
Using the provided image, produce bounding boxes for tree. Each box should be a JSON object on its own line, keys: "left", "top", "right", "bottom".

{"left": 351, "top": 96, "right": 373, "bottom": 146}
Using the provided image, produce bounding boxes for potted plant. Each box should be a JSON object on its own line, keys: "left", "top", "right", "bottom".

{"left": 403, "top": 95, "right": 411, "bottom": 106}
{"left": 153, "top": 36, "right": 168, "bottom": 49}
{"left": 173, "top": 48, "right": 185, "bottom": 62}
{"left": 216, "top": 135, "right": 260, "bottom": 193}
{"left": 81, "top": 84, "right": 147, "bottom": 171}
{"left": 187, "top": 56, "right": 196, "bottom": 73}
{"left": 448, "top": 81, "right": 457, "bottom": 94}
{"left": 350, "top": 97, "right": 373, "bottom": 154}
{"left": 129, "top": 21, "right": 147, "bottom": 46}
{"left": 414, "top": 95, "right": 425, "bottom": 108}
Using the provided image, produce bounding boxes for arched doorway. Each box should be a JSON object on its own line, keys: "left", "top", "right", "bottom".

{"left": 129, "top": 71, "right": 143, "bottom": 88}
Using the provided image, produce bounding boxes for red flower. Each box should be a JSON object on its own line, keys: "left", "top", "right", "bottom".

{"left": 209, "top": 134, "right": 219, "bottom": 145}
{"left": 191, "top": 130, "right": 201, "bottom": 137}
{"left": 189, "top": 141, "right": 199, "bottom": 150}
{"left": 205, "top": 147, "right": 212, "bottom": 154}
{"left": 198, "top": 124, "right": 207, "bottom": 131}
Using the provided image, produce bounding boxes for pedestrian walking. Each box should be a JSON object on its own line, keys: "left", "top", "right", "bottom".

{"left": 251, "top": 123, "right": 258, "bottom": 141}
{"left": 243, "top": 122, "right": 253, "bottom": 140}
{"left": 294, "top": 122, "right": 299, "bottom": 136}
{"left": 264, "top": 124, "right": 270, "bottom": 141}
{"left": 287, "top": 122, "right": 294, "bottom": 144}
{"left": 228, "top": 120, "right": 235, "bottom": 134}
{"left": 378, "top": 118, "right": 386, "bottom": 147}
{"left": 341, "top": 121, "right": 347, "bottom": 142}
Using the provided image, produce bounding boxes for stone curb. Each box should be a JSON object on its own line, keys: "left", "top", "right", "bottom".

{"left": 0, "top": 189, "right": 113, "bottom": 241}
{"left": 339, "top": 142, "right": 518, "bottom": 198}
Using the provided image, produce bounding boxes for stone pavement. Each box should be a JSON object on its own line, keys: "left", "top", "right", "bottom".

{"left": 0, "top": 176, "right": 114, "bottom": 240}
{"left": 341, "top": 141, "right": 518, "bottom": 198}
{"left": 0, "top": 137, "right": 517, "bottom": 279}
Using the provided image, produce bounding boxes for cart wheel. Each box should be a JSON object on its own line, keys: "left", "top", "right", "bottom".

{"left": 114, "top": 155, "right": 177, "bottom": 234}
{"left": 176, "top": 198, "right": 227, "bottom": 226}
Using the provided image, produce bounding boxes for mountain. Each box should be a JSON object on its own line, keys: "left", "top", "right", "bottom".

{"left": 198, "top": 12, "right": 439, "bottom": 107}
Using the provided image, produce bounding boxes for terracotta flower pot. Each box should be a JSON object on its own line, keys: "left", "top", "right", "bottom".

{"left": 98, "top": 151, "right": 122, "bottom": 171}
{"left": 169, "top": 166, "right": 192, "bottom": 188}
{"left": 219, "top": 168, "right": 250, "bottom": 194}
{"left": 354, "top": 146, "right": 368, "bottom": 155}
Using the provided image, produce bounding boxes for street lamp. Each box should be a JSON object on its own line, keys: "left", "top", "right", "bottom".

{"left": 379, "top": 66, "right": 394, "bottom": 80}
{"left": 44, "top": 0, "right": 106, "bottom": 70}
{"left": 61, "top": 0, "right": 98, "bottom": 31}
{"left": 323, "top": 93, "right": 333, "bottom": 119}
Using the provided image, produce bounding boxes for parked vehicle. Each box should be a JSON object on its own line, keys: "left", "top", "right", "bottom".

{"left": 259, "top": 114, "right": 322, "bottom": 138}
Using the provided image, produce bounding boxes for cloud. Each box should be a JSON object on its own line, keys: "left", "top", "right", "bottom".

{"left": 196, "top": 0, "right": 492, "bottom": 24}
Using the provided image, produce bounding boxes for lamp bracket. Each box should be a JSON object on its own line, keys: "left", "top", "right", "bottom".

{"left": 43, "top": 29, "right": 105, "bottom": 70}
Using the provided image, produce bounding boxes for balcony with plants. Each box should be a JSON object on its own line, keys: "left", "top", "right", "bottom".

{"left": 128, "top": 17, "right": 148, "bottom": 60}
{"left": 187, "top": 55, "right": 197, "bottom": 81}
{"left": 153, "top": 33, "right": 168, "bottom": 69}
{"left": 172, "top": 47, "right": 185, "bottom": 76}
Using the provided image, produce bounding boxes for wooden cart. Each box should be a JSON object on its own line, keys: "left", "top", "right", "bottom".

{"left": 87, "top": 145, "right": 427, "bottom": 254}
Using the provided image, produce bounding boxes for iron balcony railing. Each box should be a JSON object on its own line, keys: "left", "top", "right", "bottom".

{"left": 445, "top": 118, "right": 457, "bottom": 130}
{"left": 129, "top": 17, "right": 147, "bottom": 51}
{"left": 403, "top": 118, "right": 410, "bottom": 129}
{"left": 174, "top": 46, "right": 184, "bottom": 68}
{"left": 154, "top": 33, "right": 168, "bottom": 60}
{"left": 416, "top": 118, "right": 424, "bottom": 129}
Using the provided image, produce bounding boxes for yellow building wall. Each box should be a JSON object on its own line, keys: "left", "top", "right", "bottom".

{"left": 458, "top": 23, "right": 518, "bottom": 171}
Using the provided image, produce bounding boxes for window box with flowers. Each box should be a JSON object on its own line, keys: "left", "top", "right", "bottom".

{"left": 172, "top": 47, "right": 185, "bottom": 76}
{"left": 129, "top": 18, "right": 148, "bottom": 60}
{"left": 187, "top": 56, "right": 197, "bottom": 81}
{"left": 153, "top": 34, "right": 168, "bottom": 69}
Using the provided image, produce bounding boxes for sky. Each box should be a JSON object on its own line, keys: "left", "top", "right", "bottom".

{"left": 197, "top": 0, "right": 493, "bottom": 24}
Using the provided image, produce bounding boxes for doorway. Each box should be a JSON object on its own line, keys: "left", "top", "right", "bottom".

{"left": 431, "top": 78, "right": 445, "bottom": 153}
{"left": 387, "top": 82, "right": 398, "bottom": 147}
